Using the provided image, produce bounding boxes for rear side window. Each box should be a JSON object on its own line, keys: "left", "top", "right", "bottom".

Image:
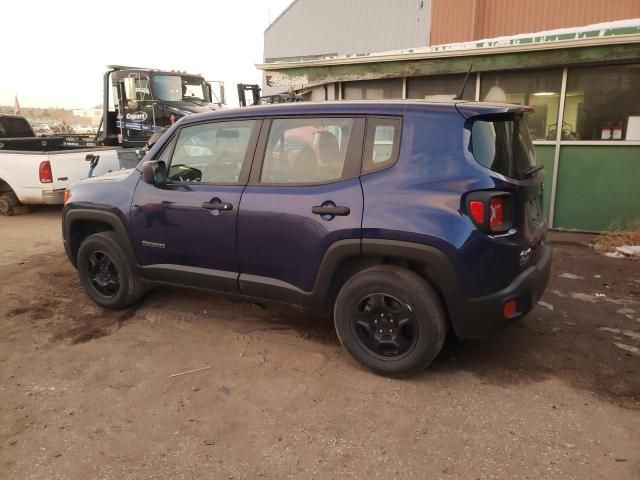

{"left": 363, "top": 117, "right": 401, "bottom": 173}
{"left": 471, "top": 115, "right": 538, "bottom": 179}
{"left": 261, "top": 117, "right": 355, "bottom": 184}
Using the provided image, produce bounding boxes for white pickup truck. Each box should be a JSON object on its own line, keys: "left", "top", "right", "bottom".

{"left": 0, "top": 114, "right": 133, "bottom": 216}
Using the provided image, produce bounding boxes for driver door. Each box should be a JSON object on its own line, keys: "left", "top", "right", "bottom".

{"left": 131, "top": 118, "right": 261, "bottom": 292}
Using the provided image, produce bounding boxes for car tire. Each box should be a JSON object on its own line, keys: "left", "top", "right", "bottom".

{"left": 334, "top": 265, "right": 447, "bottom": 377}
{"left": 0, "top": 192, "right": 19, "bottom": 216}
{"left": 77, "top": 231, "right": 144, "bottom": 309}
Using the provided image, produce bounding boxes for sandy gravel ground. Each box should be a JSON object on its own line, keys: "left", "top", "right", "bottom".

{"left": 1, "top": 207, "right": 639, "bottom": 479}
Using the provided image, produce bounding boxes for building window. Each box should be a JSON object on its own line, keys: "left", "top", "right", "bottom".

{"left": 480, "top": 69, "right": 563, "bottom": 140}
{"left": 564, "top": 64, "right": 640, "bottom": 141}
{"left": 343, "top": 79, "right": 403, "bottom": 100}
{"left": 407, "top": 73, "right": 476, "bottom": 101}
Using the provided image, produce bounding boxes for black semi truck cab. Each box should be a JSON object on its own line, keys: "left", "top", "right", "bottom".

{"left": 99, "top": 66, "right": 225, "bottom": 148}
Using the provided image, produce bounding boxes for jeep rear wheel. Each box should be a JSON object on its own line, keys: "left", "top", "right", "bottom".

{"left": 334, "top": 265, "right": 447, "bottom": 377}
{"left": 77, "top": 231, "right": 144, "bottom": 309}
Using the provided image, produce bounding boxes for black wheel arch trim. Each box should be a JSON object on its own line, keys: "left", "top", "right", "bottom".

{"left": 63, "top": 208, "right": 138, "bottom": 271}
{"left": 240, "top": 239, "right": 461, "bottom": 318}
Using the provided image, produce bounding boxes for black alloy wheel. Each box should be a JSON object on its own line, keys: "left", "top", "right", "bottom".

{"left": 87, "top": 250, "right": 120, "bottom": 298}
{"left": 334, "top": 265, "right": 447, "bottom": 377}
{"left": 76, "top": 231, "right": 144, "bottom": 309}
{"left": 351, "top": 293, "right": 418, "bottom": 359}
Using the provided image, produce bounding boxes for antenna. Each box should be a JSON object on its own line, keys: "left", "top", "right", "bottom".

{"left": 453, "top": 64, "right": 473, "bottom": 100}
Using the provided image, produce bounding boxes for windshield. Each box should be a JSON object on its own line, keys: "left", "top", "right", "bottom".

{"left": 471, "top": 115, "right": 538, "bottom": 179}
{"left": 152, "top": 75, "right": 210, "bottom": 103}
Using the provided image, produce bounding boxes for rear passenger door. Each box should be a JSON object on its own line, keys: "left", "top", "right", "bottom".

{"left": 237, "top": 116, "right": 365, "bottom": 296}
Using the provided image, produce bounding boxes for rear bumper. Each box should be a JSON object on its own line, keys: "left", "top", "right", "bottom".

{"left": 42, "top": 189, "right": 65, "bottom": 205}
{"left": 449, "top": 242, "right": 552, "bottom": 339}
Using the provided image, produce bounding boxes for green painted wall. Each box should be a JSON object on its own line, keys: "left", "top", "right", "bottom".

{"left": 534, "top": 145, "right": 555, "bottom": 220}
{"left": 553, "top": 146, "right": 640, "bottom": 231}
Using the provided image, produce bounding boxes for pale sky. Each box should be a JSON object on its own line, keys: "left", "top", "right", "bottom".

{"left": 1, "top": 0, "right": 292, "bottom": 108}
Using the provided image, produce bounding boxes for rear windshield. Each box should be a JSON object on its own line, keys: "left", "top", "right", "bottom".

{"left": 471, "top": 115, "right": 538, "bottom": 179}
{"left": 0, "top": 117, "right": 34, "bottom": 138}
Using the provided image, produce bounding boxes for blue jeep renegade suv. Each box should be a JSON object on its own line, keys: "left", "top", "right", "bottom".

{"left": 62, "top": 101, "right": 551, "bottom": 377}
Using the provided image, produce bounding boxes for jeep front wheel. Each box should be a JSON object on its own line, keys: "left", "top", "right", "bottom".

{"left": 334, "top": 265, "right": 447, "bottom": 377}
{"left": 77, "top": 231, "right": 144, "bottom": 309}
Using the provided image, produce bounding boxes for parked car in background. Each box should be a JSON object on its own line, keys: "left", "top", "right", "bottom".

{"left": 0, "top": 114, "right": 121, "bottom": 215}
{"left": 31, "top": 123, "right": 54, "bottom": 136}
{"left": 62, "top": 100, "right": 551, "bottom": 377}
{"left": 72, "top": 125, "right": 97, "bottom": 135}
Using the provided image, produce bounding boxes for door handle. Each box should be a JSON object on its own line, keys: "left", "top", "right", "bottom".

{"left": 202, "top": 200, "right": 233, "bottom": 211}
{"left": 312, "top": 204, "right": 350, "bottom": 216}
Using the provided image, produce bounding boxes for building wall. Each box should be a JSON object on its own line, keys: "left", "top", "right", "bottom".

{"left": 264, "top": 0, "right": 431, "bottom": 62}
{"left": 430, "top": 0, "right": 640, "bottom": 45}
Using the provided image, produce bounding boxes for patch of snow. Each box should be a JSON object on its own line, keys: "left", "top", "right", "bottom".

{"left": 559, "top": 273, "right": 584, "bottom": 280}
{"left": 605, "top": 251, "right": 626, "bottom": 258}
{"left": 614, "top": 342, "right": 640, "bottom": 355}
{"left": 616, "top": 245, "right": 640, "bottom": 257}
{"left": 600, "top": 327, "right": 640, "bottom": 340}
{"left": 538, "top": 301, "right": 554, "bottom": 311}
{"left": 570, "top": 292, "right": 599, "bottom": 303}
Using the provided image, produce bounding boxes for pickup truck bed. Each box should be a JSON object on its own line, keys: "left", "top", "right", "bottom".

{"left": 0, "top": 114, "right": 140, "bottom": 215}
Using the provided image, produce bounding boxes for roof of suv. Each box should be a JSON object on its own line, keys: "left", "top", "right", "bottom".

{"left": 179, "top": 100, "right": 531, "bottom": 125}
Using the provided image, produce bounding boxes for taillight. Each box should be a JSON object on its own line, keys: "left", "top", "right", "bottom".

{"left": 39, "top": 160, "right": 53, "bottom": 183}
{"left": 469, "top": 201, "right": 485, "bottom": 224}
{"left": 465, "top": 191, "right": 513, "bottom": 233}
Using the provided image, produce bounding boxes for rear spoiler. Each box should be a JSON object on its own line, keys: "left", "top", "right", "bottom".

{"left": 455, "top": 102, "right": 535, "bottom": 120}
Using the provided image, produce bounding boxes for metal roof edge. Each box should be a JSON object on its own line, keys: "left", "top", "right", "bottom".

{"left": 264, "top": 0, "right": 300, "bottom": 34}
{"left": 257, "top": 33, "right": 640, "bottom": 70}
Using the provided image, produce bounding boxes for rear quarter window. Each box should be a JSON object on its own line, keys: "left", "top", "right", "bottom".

{"left": 362, "top": 117, "right": 402, "bottom": 173}
{"left": 471, "top": 115, "right": 538, "bottom": 179}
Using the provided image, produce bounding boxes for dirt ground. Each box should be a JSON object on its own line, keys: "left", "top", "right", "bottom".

{"left": 1, "top": 207, "right": 639, "bottom": 480}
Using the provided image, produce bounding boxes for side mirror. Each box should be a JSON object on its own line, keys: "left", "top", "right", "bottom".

{"left": 142, "top": 160, "right": 166, "bottom": 186}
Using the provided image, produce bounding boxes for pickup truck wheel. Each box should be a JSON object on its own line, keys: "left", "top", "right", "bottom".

{"left": 77, "top": 231, "right": 144, "bottom": 309}
{"left": 0, "top": 192, "right": 19, "bottom": 216}
{"left": 334, "top": 265, "right": 447, "bottom": 377}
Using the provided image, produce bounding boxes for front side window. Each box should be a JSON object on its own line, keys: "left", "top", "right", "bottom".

{"left": 261, "top": 118, "right": 355, "bottom": 184}
{"left": 167, "top": 120, "right": 256, "bottom": 184}
{"left": 123, "top": 74, "right": 151, "bottom": 103}
{"left": 564, "top": 64, "right": 640, "bottom": 141}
